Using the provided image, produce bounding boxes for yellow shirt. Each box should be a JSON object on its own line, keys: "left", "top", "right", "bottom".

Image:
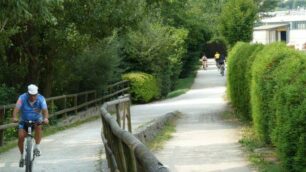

{"left": 214, "top": 53, "right": 220, "bottom": 59}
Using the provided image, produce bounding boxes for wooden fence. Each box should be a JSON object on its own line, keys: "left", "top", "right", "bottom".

{"left": 0, "top": 80, "right": 129, "bottom": 146}
{"left": 100, "top": 96, "right": 169, "bottom": 172}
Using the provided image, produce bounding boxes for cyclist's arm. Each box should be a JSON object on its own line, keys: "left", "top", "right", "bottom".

{"left": 12, "top": 98, "right": 22, "bottom": 122}
{"left": 12, "top": 107, "right": 20, "bottom": 122}
{"left": 42, "top": 109, "right": 49, "bottom": 124}
{"left": 40, "top": 97, "right": 49, "bottom": 124}
{"left": 42, "top": 109, "right": 49, "bottom": 119}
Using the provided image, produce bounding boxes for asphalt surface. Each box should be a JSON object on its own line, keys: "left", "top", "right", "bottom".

{"left": 131, "top": 59, "right": 254, "bottom": 172}
{"left": 0, "top": 59, "right": 253, "bottom": 172}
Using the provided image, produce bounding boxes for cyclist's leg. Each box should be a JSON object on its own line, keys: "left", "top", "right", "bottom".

{"left": 18, "top": 129, "right": 26, "bottom": 154}
{"left": 34, "top": 125, "right": 42, "bottom": 144}
{"left": 18, "top": 123, "right": 26, "bottom": 167}
{"left": 33, "top": 116, "right": 43, "bottom": 156}
{"left": 34, "top": 116, "right": 43, "bottom": 144}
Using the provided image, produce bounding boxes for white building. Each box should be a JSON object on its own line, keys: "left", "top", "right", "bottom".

{"left": 253, "top": 10, "right": 306, "bottom": 50}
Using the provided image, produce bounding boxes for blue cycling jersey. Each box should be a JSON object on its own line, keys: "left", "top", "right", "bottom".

{"left": 15, "top": 93, "right": 48, "bottom": 121}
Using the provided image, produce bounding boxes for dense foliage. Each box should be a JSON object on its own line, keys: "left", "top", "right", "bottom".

{"left": 271, "top": 52, "right": 306, "bottom": 171}
{"left": 251, "top": 43, "right": 290, "bottom": 143}
{"left": 226, "top": 42, "right": 263, "bottom": 121}
{"left": 0, "top": 0, "right": 226, "bottom": 103}
{"left": 219, "top": 0, "right": 257, "bottom": 47}
{"left": 122, "top": 72, "right": 159, "bottom": 103}
{"left": 122, "top": 22, "right": 188, "bottom": 96}
{"left": 227, "top": 42, "right": 306, "bottom": 171}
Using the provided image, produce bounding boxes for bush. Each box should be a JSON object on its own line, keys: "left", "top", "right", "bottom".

{"left": 122, "top": 72, "right": 160, "bottom": 103}
{"left": 226, "top": 42, "right": 244, "bottom": 101}
{"left": 270, "top": 53, "right": 306, "bottom": 171}
{"left": 122, "top": 22, "right": 188, "bottom": 97}
{"left": 227, "top": 42, "right": 263, "bottom": 121}
{"left": 0, "top": 84, "right": 17, "bottom": 105}
{"left": 229, "top": 42, "right": 306, "bottom": 171}
{"left": 251, "top": 42, "right": 292, "bottom": 144}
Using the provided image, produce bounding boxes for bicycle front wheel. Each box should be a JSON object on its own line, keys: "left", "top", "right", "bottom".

{"left": 25, "top": 137, "right": 33, "bottom": 172}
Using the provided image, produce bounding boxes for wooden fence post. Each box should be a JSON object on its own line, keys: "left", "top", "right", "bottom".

{"left": 102, "top": 119, "right": 117, "bottom": 171}
{"left": 127, "top": 100, "right": 132, "bottom": 133}
{"left": 64, "top": 95, "right": 67, "bottom": 117}
{"left": 85, "top": 92, "right": 88, "bottom": 109}
{"left": 122, "top": 143, "right": 137, "bottom": 172}
{"left": 51, "top": 100, "right": 54, "bottom": 118}
{"left": 94, "top": 91, "right": 97, "bottom": 107}
{"left": 116, "top": 104, "right": 121, "bottom": 127}
{"left": 0, "top": 108, "right": 4, "bottom": 146}
{"left": 122, "top": 102, "right": 126, "bottom": 130}
{"left": 74, "top": 95, "right": 78, "bottom": 114}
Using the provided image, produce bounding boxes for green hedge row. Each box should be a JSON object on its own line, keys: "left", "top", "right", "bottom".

{"left": 122, "top": 72, "right": 160, "bottom": 103}
{"left": 227, "top": 42, "right": 263, "bottom": 121}
{"left": 227, "top": 42, "right": 306, "bottom": 171}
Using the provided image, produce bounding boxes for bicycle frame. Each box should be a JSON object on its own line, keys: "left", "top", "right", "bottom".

{"left": 24, "top": 121, "right": 38, "bottom": 172}
{"left": 220, "top": 64, "right": 225, "bottom": 76}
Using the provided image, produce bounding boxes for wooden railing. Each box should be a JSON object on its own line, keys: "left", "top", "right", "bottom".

{"left": 100, "top": 96, "right": 169, "bottom": 172}
{"left": 0, "top": 80, "right": 129, "bottom": 146}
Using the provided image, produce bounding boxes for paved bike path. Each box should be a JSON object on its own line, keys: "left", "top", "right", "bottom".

{"left": 0, "top": 59, "right": 253, "bottom": 172}
{"left": 131, "top": 59, "right": 254, "bottom": 171}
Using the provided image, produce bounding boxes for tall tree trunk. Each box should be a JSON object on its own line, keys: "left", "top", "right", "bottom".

{"left": 27, "top": 56, "right": 40, "bottom": 85}
{"left": 41, "top": 56, "right": 53, "bottom": 97}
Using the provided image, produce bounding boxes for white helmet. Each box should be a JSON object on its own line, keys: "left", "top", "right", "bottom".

{"left": 28, "top": 84, "right": 38, "bottom": 95}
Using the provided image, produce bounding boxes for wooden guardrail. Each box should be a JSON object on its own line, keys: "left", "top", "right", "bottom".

{"left": 0, "top": 80, "right": 129, "bottom": 146}
{"left": 100, "top": 96, "right": 169, "bottom": 172}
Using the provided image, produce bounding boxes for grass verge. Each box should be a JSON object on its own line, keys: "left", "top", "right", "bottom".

{"left": 223, "top": 107, "right": 283, "bottom": 172}
{"left": 0, "top": 115, "right": 100, "bottom": 154}
{"left": 146, "top": 118, "right": 178, "bottom": 151}
{"left": 239, "top": 126, "right": 283, "bottom": 172}
{"left": 166, "top": 73, "right": 197, "bottom": 98}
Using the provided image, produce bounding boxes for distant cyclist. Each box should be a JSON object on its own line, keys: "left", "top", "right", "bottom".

{"left": 214, "top": 52, "right": 220, "bottom": 69}
{"left": 12, "top": 84, "right": 49, "bottom": 167}
{"left": 218, "top": 54, "right": 226, "bottom": 76}
{"left": 201, "top": 53, "right": 208, "bottom": 70}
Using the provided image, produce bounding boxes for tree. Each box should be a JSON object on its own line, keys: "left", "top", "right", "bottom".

{"left": 122, "top": 21, "right": 188, "bottom": 96}
{"left": 255, "top": 0, "right": 281, "bottom": 12}
{"left": 219, "top": 0, "right": 257, "bottom": 47}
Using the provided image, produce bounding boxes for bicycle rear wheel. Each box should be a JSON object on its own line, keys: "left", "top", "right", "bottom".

{"left": 25, "top": 137, "right": 33, "bottom": 172}
{"left": 220, "top": 66, "right": 225, "bottom": 76}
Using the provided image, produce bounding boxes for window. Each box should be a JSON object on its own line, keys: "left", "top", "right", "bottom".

{"left": 291, "top": 21, "right": 306, "bottom": 30}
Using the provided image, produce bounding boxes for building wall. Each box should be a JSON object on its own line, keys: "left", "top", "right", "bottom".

{"left": 268, "top": 30, "right": 277, "bottom": 43}
{"left": 289, "top": 30, "right": 306, "bottom": 50}
{"left": 253, "top": 30, "right": 268, "bottom": 44}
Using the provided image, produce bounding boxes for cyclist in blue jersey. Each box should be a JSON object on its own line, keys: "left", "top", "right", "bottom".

{"left": 12, "top": 84, "right": 49, "bottom": 167}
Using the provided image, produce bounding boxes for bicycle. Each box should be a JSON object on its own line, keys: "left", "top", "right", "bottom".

{"left": 220, "top": 64, "right": 225, "bottom": 76}
{"left": 202, "top": 61, "right": 208, "bottom": 70}
{"left": 22, "top": 121, "right": 42, "bottom": 172}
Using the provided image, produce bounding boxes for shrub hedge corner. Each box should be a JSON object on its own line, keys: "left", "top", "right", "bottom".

{"left": 122, "top": 72, "right": 160, "bottom": 103}
{"left": 227, "top": 42, "right": 263, "bottom": 121}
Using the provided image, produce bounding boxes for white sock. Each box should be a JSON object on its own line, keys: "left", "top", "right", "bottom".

{"left": 35, "top": 144, "right": 40, "bottom": 150}
{"left": 20, "top": 154, "right": 23, "bottom": 159}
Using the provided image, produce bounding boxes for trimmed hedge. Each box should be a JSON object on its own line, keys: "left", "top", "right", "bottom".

{"left": 251, "top": 43, "right": 294, "bottom": 143}
{"left": 227, "top": 42, "right": 263, "bottom": 121}
{"left": 228, "top": 42, "right": 306, "bottom": 171}
{"left": 270, "top": 53, "right": 306, "bottom": 171}
{"left": 122, "top": 72, "right": 160, "bottom": 103}
{"left": 227, "top": 42, "right": 244, "bottom": 102}
{"left": 250, "top": 42, "right": 305, "bottom": 171}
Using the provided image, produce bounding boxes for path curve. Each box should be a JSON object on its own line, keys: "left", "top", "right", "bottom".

{"left": 131, "top": 59, "right": 254, "bottom": 172}
{"left": 0, "top": 59, "right": 253, "bottom": 172}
